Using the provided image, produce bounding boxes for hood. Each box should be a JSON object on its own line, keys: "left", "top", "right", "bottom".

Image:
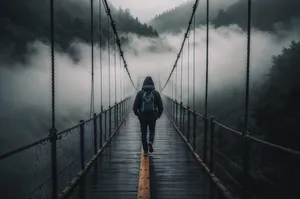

{"left": 142, "top": 76, "right": 155, "bottom": 91}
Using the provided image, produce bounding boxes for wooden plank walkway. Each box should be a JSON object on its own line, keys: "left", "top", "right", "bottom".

{"left": 150, "top": 113, "right": 214, "bottom": 199}
{"left": 70, "top": 113, "right": 141, "bottom": 199}
{"left": 70, "top": 112, "right": 215, "bottom": 199}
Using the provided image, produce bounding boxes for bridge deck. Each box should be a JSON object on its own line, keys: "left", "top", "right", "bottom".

{"left": 70, "top": 112, "right": 215, "bottom": 199}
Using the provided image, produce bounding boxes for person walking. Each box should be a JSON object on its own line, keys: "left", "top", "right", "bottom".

{"left": 133, "top": 76, "right": 163, "bottom": 156}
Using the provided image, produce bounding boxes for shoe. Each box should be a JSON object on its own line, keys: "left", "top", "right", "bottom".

{"left": 148, "top": 142, "right": 153, "bottom": 153}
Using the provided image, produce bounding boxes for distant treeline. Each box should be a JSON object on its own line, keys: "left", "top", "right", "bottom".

{"left": 0, "top": 0, "right": 158, "bottom": 63}
{"left": 150, "top": 0, "right": 300, "bottom": 33}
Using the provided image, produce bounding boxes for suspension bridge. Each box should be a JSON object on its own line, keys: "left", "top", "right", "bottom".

{"left": 1, "top": 0, "right": 299, "bottom": 199}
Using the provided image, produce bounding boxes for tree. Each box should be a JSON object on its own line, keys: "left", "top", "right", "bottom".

{"left": 150, "top": 0, "right": 300, "bottom": 33}
{"left": 253, "top": 41, "right": 300, "bottom": 150}
{"left": 213, "top": 0, "right": 300, "bottom": 31}
{"left": 0, "top": 0, "right": 159, "bottom": 64}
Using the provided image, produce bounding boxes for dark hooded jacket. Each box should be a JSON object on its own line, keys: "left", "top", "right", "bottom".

{"left": 133, "top": 76, "right": 163, "bottom": 121}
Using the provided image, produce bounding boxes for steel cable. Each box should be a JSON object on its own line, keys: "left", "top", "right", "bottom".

{"left": 160, "top": 0, "right": 199, "bottom": 92}
{"left": 102, "top": 0, "right": 137, "bottom": 90}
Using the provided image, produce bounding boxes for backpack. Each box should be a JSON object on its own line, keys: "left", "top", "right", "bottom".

{"left": 141, "top": 91, "right": 155, "bottom": 113}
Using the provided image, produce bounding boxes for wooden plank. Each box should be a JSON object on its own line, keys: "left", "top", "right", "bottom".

{"left": 149, "top": 113, "right": 216, "bottom": 199}
{"left": 69, "top": 113, "right": 141, "bottom": 199}
{"left": 137, "top": 147, "right": 150, "bottom": 199}
{"left": 70, "top": 112, "right": 216, "bottom": 199}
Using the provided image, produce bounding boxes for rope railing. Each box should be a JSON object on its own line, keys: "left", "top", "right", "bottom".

{"left": 164, "top": 96, "right": 234, "bottom": 199}
{"left": 0, "top": 98, "right": 131, "bottom": 199}
{"left": 2, "top": 102, "right": 128, "bottom": 153}
{"left": 102, "top": 0, "right": 137, "bottom": 91}
{"left": 164, "top": 95, "right": 300, "bottom": 156}
{"left": 165, "top": 95, "right": 300, "bottom": 199}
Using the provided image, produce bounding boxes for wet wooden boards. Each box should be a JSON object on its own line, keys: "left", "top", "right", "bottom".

{"left": 70, "top": 112, "right": 216, "bottom": 199}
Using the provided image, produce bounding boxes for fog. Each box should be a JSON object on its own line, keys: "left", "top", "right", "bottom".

{"left": 160, "top": 24, "right": 300, "bottom": 125}
{"left": 0, "top": 41, "right": 136, "bottom": 150}
{"left": 1, "top": 21, "right": 300, "bottom": 153}
{"left": 1, "top": 3, "right": 300, "bottom": 197}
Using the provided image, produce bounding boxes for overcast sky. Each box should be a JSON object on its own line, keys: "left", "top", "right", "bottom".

{"left": 109, "top": 0, "right": 188, "bottom": 22}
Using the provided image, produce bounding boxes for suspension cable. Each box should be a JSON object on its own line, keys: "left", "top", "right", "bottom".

{"left": 242, "top": 2, "right": 252, "bottom": 196}
{"left": 124, "top": 68, "right": 126, "bottom": 98}
{"left": 114, "top": 35, "right": 117, "bottom": 103}
{"left": 50, "top": 0, "right": 56, "bottom": 131}
{"left": 108, "top": 16, "right": 111, "bottom": 107}
{"left": 90, "top": 0, "right": 95, "bottom": 118}
{"left": 99, "top": 0, "right": 103, "bottom": 111}
{"left": 187, "top": 31, "right": 190, "bottom": 107}
{"left": 175, "top": 53, "right": 178, "bottom": 100}
{"left": 193, "top": 11, "right": 196, "bottom": 110}
{"left": 125, "top": 72, "right": 128, "bottom": 97}
{"left": 160, "top": 0, "right": 199, "bottom": 92}
{"left": 244, "top": 0, "right": 252, "bottom": 134}
{"left": 49, "top": 0, "right": 58, "bottom": 198}
{"left": 124, "top": 63, "right": 126, "bottom": 97}
{"left": 204, "top": 0, "right": 209, "bottom": 120}
{"left": 180, "top": 49, "right": 183, "bottom": 102}
{"left": 173, "top": 74, "right": 175, "bottom": 98}
{"left": 119, "top": 55, "right": 123, "bottom": 102}
{"left": 123, "top": 65, "right": 125, "bottom": 98}
{"left": 102, "top": 0, "right": 137, "bottom": 91}
{"left": 171, "top": 74, "right": 174, "bottom": 99}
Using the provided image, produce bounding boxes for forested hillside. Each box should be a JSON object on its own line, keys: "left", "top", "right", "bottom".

{"left": 213, "top": 0, "right": 300, "bottom": 31}
{"left": 149, "top": 1, "right": 197, "bottom": 33}
{"left": 149, "top": 0, "right": 300, "bottom": 33}
{"left": 253, "top": 41, "right": 300, "bottom": 150}
{"left": 0, "top": 0, "right": 158, "bottom": 63}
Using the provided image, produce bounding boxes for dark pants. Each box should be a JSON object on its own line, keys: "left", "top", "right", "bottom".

{"left": 140, "top": 120, "right": 156, "bottom": 153}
